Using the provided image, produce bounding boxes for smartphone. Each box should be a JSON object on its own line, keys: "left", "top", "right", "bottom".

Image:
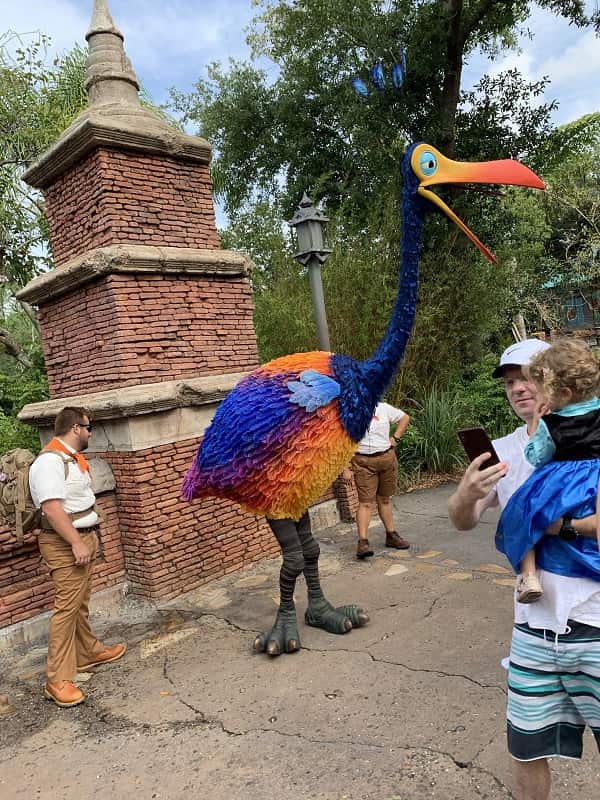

{"left": 457, "top": 427, "right": 500, "bottom": 470}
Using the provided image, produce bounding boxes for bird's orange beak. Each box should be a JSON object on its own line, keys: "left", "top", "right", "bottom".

{"left": 411, "top": 143, "right": 545, "bottom": 264}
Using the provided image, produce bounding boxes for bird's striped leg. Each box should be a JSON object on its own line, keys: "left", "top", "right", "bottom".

{"left": 253, "top": 518, "right": 303, "bottom": 657}
{"left": 297, "top": 513, "right": 369, "bottom": 634}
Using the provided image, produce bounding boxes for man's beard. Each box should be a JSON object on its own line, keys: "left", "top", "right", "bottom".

{"left": 79, "top": 438, "right": 89, "bottom": 452}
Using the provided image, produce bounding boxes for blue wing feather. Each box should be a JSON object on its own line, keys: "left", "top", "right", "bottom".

{"left": 287, "top": 370, "right": 340, "bottom": 412}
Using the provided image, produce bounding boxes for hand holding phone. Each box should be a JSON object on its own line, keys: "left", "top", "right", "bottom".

{"left": 457, "top": 427, "right": 500, "bottom": 471}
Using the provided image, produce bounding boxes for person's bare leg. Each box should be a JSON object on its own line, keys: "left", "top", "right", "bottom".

{"left": 512, "top": 758, "right": 550, "bottom": 800}
{"left": 377, "top": 494, "right": 410, "bottom": 548}
{"left": 376, "top": 495, "right": 395, "bottom": 533}
{"left": 521, "top": 548, "right": 537, "bottom": 576}
{"left": 356, "top": 502, "right": 375, "bottom": 539}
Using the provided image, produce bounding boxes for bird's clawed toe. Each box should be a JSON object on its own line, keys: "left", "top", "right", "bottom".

{"left": 254, "top": 606, "right": 301, "bottom": 657}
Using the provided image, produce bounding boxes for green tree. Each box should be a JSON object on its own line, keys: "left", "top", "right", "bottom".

{"left": 170, "top": 0, "right": 596, "bottom": 220}
{"left": 492, "top": 114, "right": 600, "bottom": 332}
{"left": 170, "top": 0, "right": 598, "bottom": 400}
{"left": 0, "top": 34, "right": 88, "bottom": 284}
{"left": 0, "top": 33, "right": 88, "bottom": 372}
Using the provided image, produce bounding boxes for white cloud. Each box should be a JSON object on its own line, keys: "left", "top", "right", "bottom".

{"left": 463, "top": 5, "right": 599, "bottom": 126}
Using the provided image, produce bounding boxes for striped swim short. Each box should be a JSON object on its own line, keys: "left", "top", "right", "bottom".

{"left": 507, "top": 621, "right": 600, "bottom": 760}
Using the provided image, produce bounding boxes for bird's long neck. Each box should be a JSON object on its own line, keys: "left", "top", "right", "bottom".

{"left": 360, "top": 194, "right": 424, "bottom": 401}
{"left": 331, "top": 158, "right": 425, "bottom": 443}
{"left": 331, "top": 181, "right": 425, "bottom": 442}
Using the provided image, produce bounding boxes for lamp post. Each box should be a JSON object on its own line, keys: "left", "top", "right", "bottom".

{"left": 289, "top": 192, "right": 333, "bottom": 351}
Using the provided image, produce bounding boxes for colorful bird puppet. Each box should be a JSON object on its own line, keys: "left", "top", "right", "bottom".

{"left": 183, "top": 143, "right": 544, "bottom": 520}
{"left": 182, "top": 143, "right": 544, "bottom": 656}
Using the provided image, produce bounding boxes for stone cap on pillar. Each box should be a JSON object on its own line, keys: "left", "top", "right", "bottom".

{"left": 23, "top": 0, "right": 212, "bottom": 189}
{"left": 18, "top": 372, "right": 251, "bottom": 453}
{"left": 16, "top": 244, "right": 255, "bottom": 305}
{"left": 18, "top": 372, "right": 249, "bottom": 426}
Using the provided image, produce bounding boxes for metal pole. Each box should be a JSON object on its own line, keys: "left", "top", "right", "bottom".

{"left": 307, "top": 256, "right": 331, "bottom": 351}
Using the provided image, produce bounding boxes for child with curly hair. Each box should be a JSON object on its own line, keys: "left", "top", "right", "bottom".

{"left": 497, "top": 338, "right": 600, "bottom": 603}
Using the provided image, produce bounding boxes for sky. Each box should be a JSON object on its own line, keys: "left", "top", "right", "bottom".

{"left": 1, "top": 0, "right": 599, "bottom": 128}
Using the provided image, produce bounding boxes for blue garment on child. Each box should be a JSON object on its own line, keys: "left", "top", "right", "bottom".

{"left": 496, "top": 398, "right": 600, "bottom": 578}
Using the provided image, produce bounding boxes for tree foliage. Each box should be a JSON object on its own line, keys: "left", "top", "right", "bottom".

{"left": 171, "top": 0, "right": 596, "bottom": 220}
{"left": 492, "top": 114, "right": 600, "bottom": 331}
{"left": 0, "top": 33, "right": 88, "bottom": 287}
{"left": 169, "top": 0, "right": 599, "bottom": 402}
{"left": 0, "top": 33, "right": 88, "bottom": 373}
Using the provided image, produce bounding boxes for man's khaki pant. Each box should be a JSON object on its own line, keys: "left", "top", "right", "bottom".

{"left": 38, "top": 531, "right": 105, "bottom": 682}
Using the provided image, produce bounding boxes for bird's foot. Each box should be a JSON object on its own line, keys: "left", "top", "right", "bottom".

{"left": 304, "top": 597, "right": 369, "bottom": 634}
{"left": 253, "top": 605, "right": 300, "bottom": 657}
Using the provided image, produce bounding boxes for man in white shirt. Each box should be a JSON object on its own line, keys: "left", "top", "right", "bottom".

{"left": 344, "top": 401, "right": 411, "bottom": 559}
{"left": 30, "top": 406, "right": 126, "bottom": 708}
{"left": 448, "top": 340, "right": 600, "bottom": 800}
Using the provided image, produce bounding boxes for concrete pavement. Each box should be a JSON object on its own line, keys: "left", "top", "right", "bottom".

{"left": 1, "top": 484, "right": 599, "bottom": 799}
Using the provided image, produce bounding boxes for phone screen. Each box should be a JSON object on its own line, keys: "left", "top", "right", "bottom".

{"left": 457, "top": 427, "right": 500, "bottom": 470}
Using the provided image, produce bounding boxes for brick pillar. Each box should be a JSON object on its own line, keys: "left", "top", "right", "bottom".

{"left": 16, "top": 1, "right": 279, "bottom": 602}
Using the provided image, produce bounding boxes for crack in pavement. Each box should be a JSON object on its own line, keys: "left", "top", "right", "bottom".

{"left": 286, "top": 642, "right": 507, "bottom": 693}
{"left": 0, "top": 670, "right": 512, "bottom": 798}
{"left": 472, "top": 729, "right": 505, "bottom": 763}
{"left": 163, "top": 654, "right": 207, "bottom": 719}
{"left": 423, "top": 596, "right": 441, "bottom": 619}
{"left": 398, "top": 508, "right": 455, "bottom": 521}
{"left": 193, "top": 610, "right": 507, "bottom": 694}
{"left": 365, "top": 651, "right": 507, "bottom": 693}
{"left": 394, "top": 744, "right": 512, "bottom": 796}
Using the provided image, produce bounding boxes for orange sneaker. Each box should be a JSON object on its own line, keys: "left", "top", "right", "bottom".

{"left": 44, "top": 681, "right": 85, "bottom": 707}
{"left": 77, "top": 642, "right": 127, "bottom": 671}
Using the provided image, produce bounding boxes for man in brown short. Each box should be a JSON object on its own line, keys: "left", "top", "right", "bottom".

{"left": 343, "top": 401, "right": 410, "bottom": 559}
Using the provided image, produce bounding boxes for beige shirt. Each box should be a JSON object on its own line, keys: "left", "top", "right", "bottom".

{"left": 356, "top": 402, "right": 406, "bottom": 455}
{"left": 29, "top": 440, "right": 98, "bottom": 528}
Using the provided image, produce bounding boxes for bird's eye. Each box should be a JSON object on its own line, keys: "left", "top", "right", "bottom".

{"left": 419, "top": 151, "right": 437, "bottom": 177}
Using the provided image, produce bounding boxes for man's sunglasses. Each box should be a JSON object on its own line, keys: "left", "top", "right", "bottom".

{"left": 76, "top": 422, "right": 93, "bottom": 432}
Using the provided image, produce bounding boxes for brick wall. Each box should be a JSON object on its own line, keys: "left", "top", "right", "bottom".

{"left": 43, "top": 149, "right": 219, "bottom": 266}
{"left": 332, "top": 476, "right": 359, "bottom": 523}
{"left": 0, "top": 444, "right": 347, "bottom": 630}
{"left": 0, "top": 492, "right": 125, "bottom": 629}
{"left": 38, "top": 273, "right": 259, "bottom": 396}
{"left": 98, "top": 438, "right": 279, "bottom": 601}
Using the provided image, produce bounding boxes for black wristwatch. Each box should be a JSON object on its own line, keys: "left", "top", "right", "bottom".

{"left": 558, "top": 515, "right": 578, "bottom": 542}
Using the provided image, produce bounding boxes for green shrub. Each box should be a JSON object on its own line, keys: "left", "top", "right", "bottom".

{"left": 0, "top": 411, "right": 41, "bottom": 453}
{"left": 395, "top": 384, "right": 467, "bottom": 481}
{"left": 393, "top": 350, "right": 520, "bottom": 485}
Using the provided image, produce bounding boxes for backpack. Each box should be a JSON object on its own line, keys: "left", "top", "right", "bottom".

{"left": 0, "top": 448, "right": 71, "bottom": 545}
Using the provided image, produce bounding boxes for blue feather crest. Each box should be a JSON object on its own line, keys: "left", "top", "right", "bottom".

{"left": 352, "top": 48, "right": 407, "bottom": 97}
{"left": 369, "top": 61, "right": 386, "bottom": 91}
{"left": 351, "top": 77, "right": 369, "bottom": 97}
{"left": 391, "top": 63, "right": 404, "bottom": 90}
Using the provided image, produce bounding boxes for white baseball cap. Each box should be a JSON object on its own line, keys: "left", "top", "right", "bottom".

{"left": 492, "top": 338, "right": 550, "bottom": 379}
